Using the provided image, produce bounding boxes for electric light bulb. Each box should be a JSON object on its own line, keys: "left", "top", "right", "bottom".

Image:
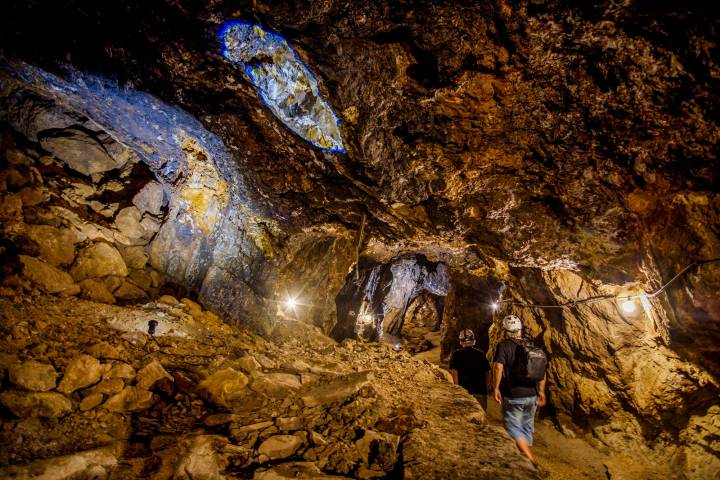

{"left": 285, "top": 297, "right": 297, "bottom": 309}
{"left": 621, "top": 299, "right": 636, "bottom": 314}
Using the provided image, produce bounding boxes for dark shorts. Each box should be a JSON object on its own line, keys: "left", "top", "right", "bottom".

{"left": 502, "top": 396, "right": 537, "bottom": 445}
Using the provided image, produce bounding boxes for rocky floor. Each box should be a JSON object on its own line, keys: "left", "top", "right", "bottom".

{"left": 0, "top": 294, "right": 537, "bottom": 479}
{"left": 483, "top": 402, "right": 678, "bottom": 480}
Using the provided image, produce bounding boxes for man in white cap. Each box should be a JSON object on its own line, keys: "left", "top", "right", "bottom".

{"left": 449, "top": 329, "right": 491, "bottom": 410}
{"left": 492, "top": 315, "right": 547, "bottom": 465}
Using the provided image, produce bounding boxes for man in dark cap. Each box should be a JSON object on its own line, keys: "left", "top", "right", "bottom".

{"left": 449, "top": 329, "right": 491, "bottom": 410}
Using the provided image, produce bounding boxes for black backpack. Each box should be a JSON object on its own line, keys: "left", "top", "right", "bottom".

{"left": 510, "top": 340, "right": 547, "bottom": 383}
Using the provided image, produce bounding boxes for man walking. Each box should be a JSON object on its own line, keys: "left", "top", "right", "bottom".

{"left": 449, "top": 329, "right": 491, "bottom": 410}
{"left": 492, "top": 315, "right": 547, "bottom": 465}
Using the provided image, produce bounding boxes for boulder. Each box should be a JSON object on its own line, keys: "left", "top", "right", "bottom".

{"left": 0, "top": 391, "right": 72, "bottom": 418}
{"left": 237, "top": 355, "right": 262, "bottom": 373}
{"left": 119, "top": 245, "right": 148, "bottom": 269}
{"left": 70, "top": 243, "right": 128, "bottom": 281}
{"left": 25, "top": 224, "right": 77, "bottom": 266}
{"left": 276, "top": 417, "right": 303, "bottom": 432}
{"left": 104, "top": 386, "right": 155, "bottom": 412}
{"left": 199, "top": 368, "right": 248, "bottom": 407}
{"left": 140, "top": 215, "right": 162, "bottom": 236}
{"left": 39, "top": 127, "right": 126, "bottom": 176}
{"left": 88, "top": 378, "right": 125, "bottom": 396}
{"left": 0, "top": 444, "right": 123, "bottom": 480}
{"left": 8, "top": 360, "right": 57, "bottom": 391}
{"left": 133, "top": 181, "right": 165, "bottom": 216}
{"left": 105, "top": 362, "right": 135, "bottom": 380}
{"left": 180, "top": 297, "right": 203, "bottom": 316}
{"left": 19, "top": 255, "right": 80, "bottom": 296}
{"left": 258, "top": 435, "right": 303, "bottom": 460}
{"left": 86, "top": 341, "right": 123, "bottom": 359}
{"left": 114, "top": 280, "right": 148, "bottom": 300}
{"left": 79, "top": 278, "right": 116, "bottom": 304}
{"left": 58, "top": 354, "right": 103, "bottom": 394}
{"left": 128, "top": 268, "right": 153, "bottom": 290}
{"left": 79, "top": 392, "right": 104, "bottom": 411}
{"left": 250, "top": 373, "right": 302, "bottom": 398}
{"left": 301, "top": 371, "right": 373, "bottom": 408}
{"left": 158, "top": 294, "right": 179, "bottom": 306}
{"left": 103, "top": 275, "right": 124, "bottom": 292}
{"left": 114, "top": 206, "right": 147, "bottom": 243}
{"left": 136, "top": 360, "right": 173, "bottom": 391}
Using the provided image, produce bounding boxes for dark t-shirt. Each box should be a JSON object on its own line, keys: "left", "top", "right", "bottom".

{"left": 493, "top": 339, "right": 538, "bottom": 398}
{"left": 449, "top": 346, "right": 491, "bottom": 394}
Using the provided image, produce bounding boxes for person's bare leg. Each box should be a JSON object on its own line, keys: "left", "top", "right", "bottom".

{"left": 515, "top": 438, "right": 535, "bottom": 464}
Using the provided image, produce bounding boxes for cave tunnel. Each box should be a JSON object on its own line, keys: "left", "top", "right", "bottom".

{"left": 0, "top": 1, "right": 719, "bottom": 479}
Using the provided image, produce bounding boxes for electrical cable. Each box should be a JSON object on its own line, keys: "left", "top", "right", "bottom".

{"left": 494, "top": 257, "right": 720, "bottom": 310}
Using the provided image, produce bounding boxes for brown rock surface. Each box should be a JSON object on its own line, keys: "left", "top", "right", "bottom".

{"left": 25, "top": 225, "right": 76, "bottom": 266}
{"left": 19, "top": 255, "right": 80, "bottom": 296}
{"left": 258, "top": 434, "right": 303, "bottom": 460}
{"left": 0, "top": 296, "right": 537, "bottom": 478}
{"left": 136, "top": 360, "right": 173, "bottom": 391}
{"left": 250, "top": 373, "right": 302, "bottom": 398}
{"left": 70, "top": 243, "right": 128, "bottom": 281}
{"left": 78, "top": 278, "right": 116, "bottom": 304}
{"left": 79, "top": 392, "right": 104, "bottom": 411}
{"left": 113, "top": 280, "right": 147, "bottom": 300}
{"left": 57, "top": 354, "right": 103, "bottom": 394}
{"left": 199, "top": 368, "right": 249, "bottom": 407}
{"left": 8, "top": 360, "right": 57, "bottom": 392}
{"left": 0, "top": 391, "right": 72, "bottom": 418}
{"left": 132, "top": 181, "right": 165, "bottom": 217}
{"left": 103, "top": 386, "right": 155, "bottom": 412}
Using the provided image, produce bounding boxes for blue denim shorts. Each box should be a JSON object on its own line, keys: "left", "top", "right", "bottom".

{"left": 503, "top": 396, "right": 538, "bottom": 445}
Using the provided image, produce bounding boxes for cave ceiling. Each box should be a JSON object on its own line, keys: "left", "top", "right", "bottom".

{"left": 1, "top": 0, "right": 718, "bottom": 282}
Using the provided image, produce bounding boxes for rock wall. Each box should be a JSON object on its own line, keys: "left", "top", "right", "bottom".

{"left": 0, "top": 72, "right": 359, "bottom": 335}
{"left": 491, "top": 267, "right": 720, "bottom": 479}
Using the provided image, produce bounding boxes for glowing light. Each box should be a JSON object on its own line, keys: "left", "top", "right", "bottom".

{"left": 621, "top": 299, "right": 637, "bottom": 314}
{"left": 219, "top": 21, "right": 345, "bottom": 152}
{"left": 491, "top": 302, "right": 499, "bottom": 311}
{"left": 285, "top": 297, "right": 298, "bottom": 309}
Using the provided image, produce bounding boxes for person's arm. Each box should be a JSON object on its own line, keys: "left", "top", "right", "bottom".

{"left": 537, "top": 372, "right": 547, "bottom": 407}
{"left": 450, "top": 369, "right": 459, "bottom": 385}
{"left": 493, "top": 363, "right": 504, "bottom": 403}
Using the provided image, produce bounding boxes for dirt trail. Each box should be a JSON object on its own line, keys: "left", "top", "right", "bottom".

{"left": 484, "top": 401, "right": 677, "bottom": 480}
{"left": 411, "top": 340, "right": 678, "bottom": 480}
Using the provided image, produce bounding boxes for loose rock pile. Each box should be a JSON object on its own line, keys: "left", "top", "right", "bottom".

{"left": 0, "top": 295, "right": 537, "bottom": 479}
{"left": 0, "top": 127, "right": 167, "bottom": 305}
